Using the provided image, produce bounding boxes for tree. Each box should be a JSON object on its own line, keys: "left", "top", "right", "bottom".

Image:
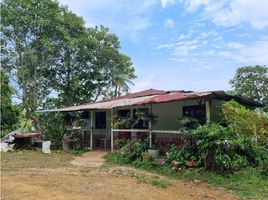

{"left": 50, "top": 24, "right": 136, "bottom": 105}
{"left": 230, "top": 65, "right": 268, "bottom": 109}
{"left": 1, "top": 0, "right": 136, "bottom": 110}
{"left": 0, "top": 69, "right": 20, "bottom": 136}
{"left": 112, "top": 55, "right": 135, "bottom": 97}
{"left": 1, "top": 0, "right": 63, "bottom": 114}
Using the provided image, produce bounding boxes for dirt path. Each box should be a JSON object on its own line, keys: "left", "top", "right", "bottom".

{"left": 1, "top": 151, "right": 238, "bottom": 200}
{"left": 70, "top": 150, "right": 108, "bottom": 167}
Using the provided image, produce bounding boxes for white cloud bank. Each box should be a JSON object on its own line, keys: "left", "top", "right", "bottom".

{"left": 58, "top": 0, "right": 158, "bottom": 41}
{"left": 184, "top": 0, "right": 268, "bottom": 29}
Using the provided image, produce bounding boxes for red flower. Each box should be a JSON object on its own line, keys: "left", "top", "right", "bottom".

{"left": 189, "top": 160, "right": 194, "bottom": 167}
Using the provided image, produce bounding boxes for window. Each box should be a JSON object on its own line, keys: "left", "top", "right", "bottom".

{"left": 183, "top": 104, "right": 206, "bottom": 124}
{"left": 95, "top": 112, "right": 106, "bottom": 129}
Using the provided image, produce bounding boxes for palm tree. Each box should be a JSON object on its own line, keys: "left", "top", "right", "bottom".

{"left": 113, "top": 73, "right": 134, "bottom": 97}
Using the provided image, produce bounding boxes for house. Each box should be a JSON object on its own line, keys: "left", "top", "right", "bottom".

{"left": 49, "top": 89, "right": 262, "bottom": 152}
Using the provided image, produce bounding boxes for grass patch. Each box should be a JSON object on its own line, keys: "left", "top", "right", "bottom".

{"left": 105, "top": 152, "right": 268, "bottom": 200}
{"left": 110, "top": 165, "right": 171, "bottom": 189}
{"left": 1, "top": 150, "right": 74, "bottom": 171}
{"left": 148, "top": 177, "right": 170, "bottom": 189}
{"left": 159, "top": 166, "right": 268, "bottom": 200}
{"left": 69, "top": 148, "right": 90, "bottom": 156}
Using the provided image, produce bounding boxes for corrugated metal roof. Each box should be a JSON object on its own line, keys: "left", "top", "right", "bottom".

{"left": 40, "top": 89, "right": 263, "bottom": 112}
{"left": 47, "top": 90, "right": 213, "bottom": 112}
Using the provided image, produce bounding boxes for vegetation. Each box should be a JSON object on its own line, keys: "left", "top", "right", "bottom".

{"left": 0, "top": 0, "right": 136, "bottom": 142}
{"left": 222, "top": 100, "right": 268, "bottom": 147}
{"left": 106, "top": 100, "right": 268, "bottom": 199}
{"left": 230, "top": 65, "right": 268, "bottom": 111}
{"left": 1, "top": 0, "right": 136, "bottom": 115}
{"left": 0, "top": 70, "right": 20, "bottom": 137}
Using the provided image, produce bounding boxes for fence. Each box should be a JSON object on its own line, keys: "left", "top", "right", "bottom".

{"left": 111, "top": 129, "right": 193, "bottom": 154}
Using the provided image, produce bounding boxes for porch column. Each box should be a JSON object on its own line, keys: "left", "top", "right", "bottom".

{"left": 111, "top": 108, "right": 114, "bottom": 152}
{"left": 149, "top": 121, "right": 152, "bottom": 148}
{"left": 205, "top": 101, "right": 211, "bottom": 124}
{"left": 90, "top": 110, "right": 93, "bottom": 150}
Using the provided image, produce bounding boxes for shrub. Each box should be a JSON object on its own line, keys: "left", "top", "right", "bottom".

{"left": 222, "top": 100, "right": 268, "bottom": 146}
{"left": 164, "top": 144, "right": 196, "bottom": 171}
{"left": 192, "top": 123, "right": 267, "bottom": 171}
{"left": 114, "top": 139, "right": 129, "bottom": 149}
{"left": 40, "top": 112, "right": 65, "bottom": 145}
{"left": 120, "top": 139, "right": 149, "bottom": 162}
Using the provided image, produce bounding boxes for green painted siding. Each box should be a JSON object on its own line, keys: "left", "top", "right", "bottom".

{"left": 89, "top": 99, "right": 224, "bottom": 133}
{"left": 152, "top": 99, "right": 206, "bottom": 130}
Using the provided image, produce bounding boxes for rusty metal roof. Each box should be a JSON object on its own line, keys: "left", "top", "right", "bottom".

{"left": 41, "top": 89, "right": 262, "bottom": 112}
{"left": 46, "top": 90, "right": 213, "bottom": 112}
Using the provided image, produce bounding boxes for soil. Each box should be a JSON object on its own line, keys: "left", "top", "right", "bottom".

{"left": 1, "top": 150, "right": 238, "bottom": 200}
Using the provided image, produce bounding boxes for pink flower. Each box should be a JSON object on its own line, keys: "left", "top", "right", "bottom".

{"left": 189, "top": 160, "right": 194, "bottom": 167}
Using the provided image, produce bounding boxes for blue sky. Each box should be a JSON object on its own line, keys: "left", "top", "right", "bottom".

{"left": 59, "top": 0, "right": 268, "bottom": 92}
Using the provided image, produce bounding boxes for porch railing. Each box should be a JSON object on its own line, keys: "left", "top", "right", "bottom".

{"left": 111, "top": 128, "right": 191, "bottom": 154}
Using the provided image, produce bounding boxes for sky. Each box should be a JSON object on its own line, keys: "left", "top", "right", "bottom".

{"left": 58, "top": 0, "right": 268, "bottom": 92}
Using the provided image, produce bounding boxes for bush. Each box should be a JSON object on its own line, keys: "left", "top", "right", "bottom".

{"left": 222, "top": 100, "right": 268, "bottom": 147}
{"left": 192, "top": 123, "right": 268, "bottom": 171}
{"left": 114, "top": 139, "right": 129, "bottom": 149}
{"left": 39, "top": 112, "right": 65, "bottom": 145}
{"left": 120, "top": 139, "right": 149, "bottom": 163}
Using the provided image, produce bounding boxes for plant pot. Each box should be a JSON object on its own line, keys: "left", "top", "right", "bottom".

{"left": 62, "top": 140, "right": 70, "bottom": 151}
{"left": 148, "top": 149, "right": 159, "bottom": 159}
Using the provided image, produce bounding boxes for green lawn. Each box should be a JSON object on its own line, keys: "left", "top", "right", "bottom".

{"left": 105, "top": 153, "right": 268, "bottom": 200}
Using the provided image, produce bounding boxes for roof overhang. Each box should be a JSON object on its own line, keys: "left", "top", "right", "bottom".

{"left": 38, "top": 90, "right": 263, "bottom": 113}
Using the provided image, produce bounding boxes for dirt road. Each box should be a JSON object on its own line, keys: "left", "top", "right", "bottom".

{"left": 1, "top": 151, "right": 238, "bottom": 200}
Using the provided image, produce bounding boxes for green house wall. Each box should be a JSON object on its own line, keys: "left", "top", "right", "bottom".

{"left": 88, "top": 99, "right": 224, "bottom": 133}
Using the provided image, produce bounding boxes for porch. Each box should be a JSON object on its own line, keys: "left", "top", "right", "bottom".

{"left": 70, "top": 98, "right": 212, "bottom": 153}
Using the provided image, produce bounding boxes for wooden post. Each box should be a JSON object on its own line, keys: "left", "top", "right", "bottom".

{"left": 90, "top": 110, "right": 93, "bottom": 150}
{"left": 111, "top": 108, "right": 114, "bottom": 152}
{"left": 149, "top": 121, "right": 152, "bottom": 148}
{"left": 205, "top": 101, "right": 211, "bottom": 124}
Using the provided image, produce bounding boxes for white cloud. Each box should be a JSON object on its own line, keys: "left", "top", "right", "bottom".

{"left": 184, "top": 0, "right": 209, "bottom": 12}
{"left": 164, "top": 19, "right": 175, "bottom": 28}
{"left": 183, "top": 0, "right": 268, "bottom": 29}
{"left": 213, "top": 39, "right": 268, "bottom": 65}
{"left": 160, "top": 0, "right": 176, "bottom": 8}
{"left": 58, "top": 0, "right": 157, "bottom": 41}
{"left": 173, "top": 40, "right": 198, "bottom": 56}
{"left": 131, "top": 73, "right": 155, "bottom": 92}
{"left": 230, "top": 39, "right": 268, "bottom": 64}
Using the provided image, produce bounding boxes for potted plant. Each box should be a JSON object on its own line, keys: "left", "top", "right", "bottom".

{"left": 148, "top": 144, "right": 159, "bottom": 159}
{"left": 61, "top": 130, "right": 82, "bottom": 150}
{"left": 61, "top": 133, "right": 71, "bottom": 151}
{"left": 148, "top": 134, "right": 159, "bottom": 159}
